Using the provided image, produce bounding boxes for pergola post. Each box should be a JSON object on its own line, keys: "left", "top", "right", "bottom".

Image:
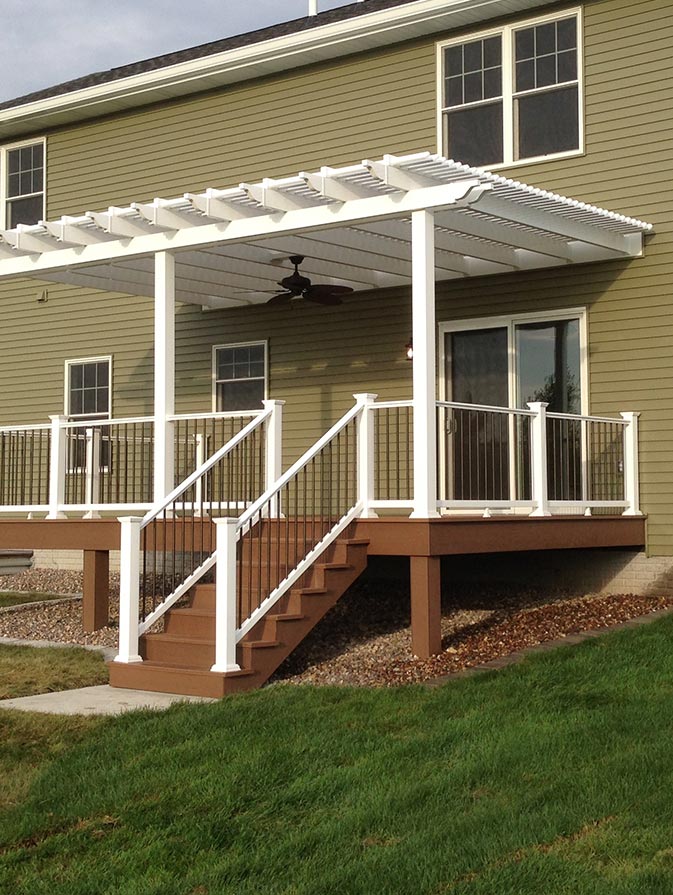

{"left": 410, "top": 209, "right": 439, "bottom": 519}
{"left": 154, "top": 251, "right": 176, "bottom": 505}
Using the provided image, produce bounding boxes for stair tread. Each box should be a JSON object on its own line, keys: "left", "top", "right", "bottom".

{"left": 170, "top": 608, "right": 215, "bottom": 618}
{"left": 267, "top": 613, "right": 305, "bottom": 622}
{"left": 240, "top": 639, "right": 282, "bottom": 650}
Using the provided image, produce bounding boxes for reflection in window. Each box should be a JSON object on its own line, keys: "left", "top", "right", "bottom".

{"left": 515, "top": 319, "right": 581, "bottom": 413}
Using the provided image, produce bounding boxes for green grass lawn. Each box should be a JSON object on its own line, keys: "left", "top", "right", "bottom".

{"left": 0, "top": 591, "right": 74, "bottom": 608}
{"left": 3, "top": 618, "right": 673, "bottom": 894}
{"left": 0, "top": 644, "right": 108, "bottom": 700}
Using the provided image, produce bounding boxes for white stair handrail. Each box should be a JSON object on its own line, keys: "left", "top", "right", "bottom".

{"left": 236, "top": 398, "right": 364, "bottom": 536}
{"left": 142, "top": 407, "right": 272, "bottom": 528}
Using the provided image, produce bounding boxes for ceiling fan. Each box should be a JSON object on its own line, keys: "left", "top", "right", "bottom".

{"left": 240, "top": 255, "right": 354, "bottom": 307}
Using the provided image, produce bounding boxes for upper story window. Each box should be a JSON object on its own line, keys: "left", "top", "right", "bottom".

{"left": 439, "top": 11, "right": 581, "bottom": 168}
{"left": 2, "top": 140, "right": 45, "bottom": 228}
{"left": 213, "top": 342, "right": 267, "bottom": 412}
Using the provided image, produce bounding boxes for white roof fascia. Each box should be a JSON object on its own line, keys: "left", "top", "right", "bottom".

{"left": 0, "top": 0, "right": 557, "bottom": 139}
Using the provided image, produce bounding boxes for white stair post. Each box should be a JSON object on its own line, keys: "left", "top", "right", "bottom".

{"left": 620, "top": 411, "right": 642, "bottom": 516}
{"left": 115, "top": 516, "right": 144, "bottom": 664}
{"left": 354, "top": 392, "right": 378, "bottom": 518}
{"left": 263, "top": 399, "right": 285, "bottom": 517}
{"left": 211, "top": 517, "right": 241, "bottom": 673}
{"left": 153, "top": 251, "right": 176, "bottom": 505}
{"left": 410, "top": 209, "right": 439, "bottom": 518}
{"left": 47, "top": 414, "right": 67, "bottom": 519}
{"left": 83, "top": 427, "right": 101, "bottom": 519}
{"left": 528, "top": 402, "right": 551, "bottom": 517}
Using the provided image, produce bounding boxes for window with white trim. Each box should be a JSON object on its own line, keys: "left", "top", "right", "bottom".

{"left": 213, "top": 343, "right": 266, "bottom": 412}
{"left": 439, "top": 11, "right": 581, "bottom": 168}
{"left": 3, "top": 140, "right": 45, "bottom": 228}
{"left": 66, "top": 358, "right": 111, "bottom": 419}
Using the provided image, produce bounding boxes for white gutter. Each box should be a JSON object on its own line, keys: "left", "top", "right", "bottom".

{"left": 0, "top": 0, "right": 557, "bottom": 138}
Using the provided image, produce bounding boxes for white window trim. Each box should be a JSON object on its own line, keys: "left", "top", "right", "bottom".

{"left": 0, "top": 136, "right": 47, "bottom": 229}
{"left": 438, "top": 307, "right": 589, "bottom": 415}
{"left": 211, "top": 340, "right": 269, "bottom": 412}
{"left": 435, "top": 7, "right": 584, "bottom": 172}
{"left": 64, "top": 355, "right": 113, "bottom": 419}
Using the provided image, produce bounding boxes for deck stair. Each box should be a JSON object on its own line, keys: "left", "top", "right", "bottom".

{"left": 109, "top": 527, "right": 369, "bottom": 697}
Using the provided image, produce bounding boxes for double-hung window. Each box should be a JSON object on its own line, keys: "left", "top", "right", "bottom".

{"left": 213, "top": 342, "right": 267, "bottom": 412}
{"left": 439, "top": 10, "right": 581, "bottom": 168}
{"left": 65, "top": 357, "right": 112, "bottom": 471}
{"left": 2, "top": 140, "right": 45, "bottom": 228}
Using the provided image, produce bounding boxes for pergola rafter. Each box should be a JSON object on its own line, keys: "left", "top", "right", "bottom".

{"left": 0, "top": 151, "right": 651, "bottom": 309}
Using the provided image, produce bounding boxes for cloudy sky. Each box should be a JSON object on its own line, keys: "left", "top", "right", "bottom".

{"left": 0, "top": 1, "right": 354, "bottom": 102}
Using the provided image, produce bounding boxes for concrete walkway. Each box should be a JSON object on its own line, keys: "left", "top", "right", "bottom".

{"left": 0, "top": 685, "right": 216, "bottom": 716}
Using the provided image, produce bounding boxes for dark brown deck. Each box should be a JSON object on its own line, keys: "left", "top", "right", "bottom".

{"left": 0, "top": 515, "right": 646, "bottom": 639}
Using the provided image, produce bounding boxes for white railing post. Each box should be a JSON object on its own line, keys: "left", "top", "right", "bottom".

{"left": 354, "top": 393, "right": 378, "bottom": 518}
{"left": 115, "top": 516, "right": 144, "bottom": 664}
{"left": 193, "top": 434, "right": 205, "bottom": 516}
{"left": 83, "top": 427, "right": 101, "bottom": 519}
{"left": 527, "top": 401, "right": 551, "bottom": 517}
{"left": 47, "top": 414, "right": 67, "bottom": 519}
{"left": 211, "top": 517, "right": 241, "bottom": 673}
{"left": 263, "top": 400, "right": 285, "bottom": 517}
{"left": 620, "top": 411, "right": 642, "bottom": 516}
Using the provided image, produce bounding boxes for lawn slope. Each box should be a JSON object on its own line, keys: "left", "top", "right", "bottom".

{"left": 3, "top": 617, "right": 673, "bottom": 894}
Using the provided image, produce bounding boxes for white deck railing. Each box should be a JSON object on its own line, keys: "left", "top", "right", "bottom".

{"left": 0, "top": 409, "right": 271, "bottom": 518}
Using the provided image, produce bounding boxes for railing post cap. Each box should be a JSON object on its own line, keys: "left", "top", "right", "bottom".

{"left": 353, "top": 392, "right": 379, "bottom": 403}
{"left": 527, "top": 401, "right": 549, "bottom": 411}
{"left": 262, "top": 399, "right": 286, "bottom": 408}
{"left": 620, "top": 411, "right": 640, "bottom": 420}
{"left": 117, "top": 515, "right": 145, "bottom": 524}
{"left": 212, "top": 517, "right": 239, "bottom": 527}
{"left": 49, "top": 414, "right": 68, "bottom": 423}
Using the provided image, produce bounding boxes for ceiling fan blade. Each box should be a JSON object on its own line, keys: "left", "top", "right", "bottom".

{"left": 304, "top": 292, "right": 343, "bottom": 306}
{"left": 305, "top": 284, "right": 354, "bottom": 298}
{"left": 266, "top": 292, "right": 294, "bottom": 306}
{"left": 234, "top": 288, "right": 286, "bottom": 294}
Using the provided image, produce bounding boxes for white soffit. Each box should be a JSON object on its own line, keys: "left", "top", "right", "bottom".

{"left": 0, "top": 152, "right": 653, "bottom": 309}
{"left": 0, "top": 0, "right": 560, "bottom": 138}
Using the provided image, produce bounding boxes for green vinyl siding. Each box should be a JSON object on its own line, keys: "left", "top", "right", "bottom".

{"left": 1, "top": 0, "right": 673, "bottom": 552}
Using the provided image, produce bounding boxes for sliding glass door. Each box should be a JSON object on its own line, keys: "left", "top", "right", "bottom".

{"left": 441, "top": 312, "right": 584, "bottom": 504}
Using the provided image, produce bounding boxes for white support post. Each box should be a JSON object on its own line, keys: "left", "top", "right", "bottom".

{"left": 115, "top": 516, "right": 143, "bottom": 664}
{"left": 354, "top": 392, "right": 378, "bottom": 518}
{"left": 621, "top": 411, "right": 642, "bottom": 516}
{"left": 528, "top": 402, "right": 551, "bottom": 517}
{"left": 263, "top": 399, "right": 285, "bottom": 517}
{"left": 211, "top": 518, "right": 241, "bottom": 673}
{"left": 153, "top": 251, "right": 176, "bottom": 505}
{"left": 83, "top": 427, "right": 101, "bottom": 519}
{"left": 410, "top": 209, "right": 439, "bottom": 518}
{"left": 193, "top": 434, "right": 205, "bottom": 517}
{"left": 47, "top": 414, "right": 67, "bottom": 519}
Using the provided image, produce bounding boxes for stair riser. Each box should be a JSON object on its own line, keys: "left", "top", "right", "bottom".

{"left": 143, "top": 637, "right": 215, "bottom": 668}
{"left": 165, "top": 613, "right": 215, "bottom": 639}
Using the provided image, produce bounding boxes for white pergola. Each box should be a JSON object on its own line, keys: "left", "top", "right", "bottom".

{"left": 0, "top": 151, "right": 652, "bottom": 517}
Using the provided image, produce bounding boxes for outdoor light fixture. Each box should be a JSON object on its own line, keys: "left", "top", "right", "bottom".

{"left": 405, "top": 338, "right": 413, "bottom": 361}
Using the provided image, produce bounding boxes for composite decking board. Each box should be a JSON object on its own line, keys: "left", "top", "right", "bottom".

{"left": 0, "top": 516, "right": 645, "bottom": 557}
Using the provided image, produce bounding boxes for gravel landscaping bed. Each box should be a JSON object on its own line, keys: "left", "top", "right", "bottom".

{"left": 2, "top": 568, "right": 672, "bottom": 686}
{"left": 0, "top": 569, "right": 120, "bottom": 648}
{"left": 272, "top": 584, "right": 673, "bottom": 687}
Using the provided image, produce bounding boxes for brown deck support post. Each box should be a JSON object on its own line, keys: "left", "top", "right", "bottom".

{"left": 82, "top": 550, "right": 110, "bottom": 632}
{"left": 409, "top": 555, "right": 442, "bottom": 659}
